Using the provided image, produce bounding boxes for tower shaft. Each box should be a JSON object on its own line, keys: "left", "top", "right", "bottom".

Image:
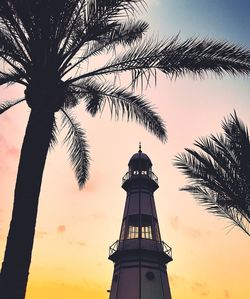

{"left": 108, "top": 149, "right": 172, "bottom": 299}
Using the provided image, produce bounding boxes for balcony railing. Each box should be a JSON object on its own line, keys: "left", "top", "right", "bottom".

{"left": 122, "top": 170, "right": 158, "bottom": 185}
{"left": 109, "top": 240, "right": 119, "bottom": 256}
{"left": 161, "top": 240, "right": 172, "bottom": 258}
{"left": 109, "top": 239, "right": 172, "bottom": 259}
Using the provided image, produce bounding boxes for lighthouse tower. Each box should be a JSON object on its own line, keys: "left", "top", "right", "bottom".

{"left": 108, "top": 146, "right": 172, "bottom": 299}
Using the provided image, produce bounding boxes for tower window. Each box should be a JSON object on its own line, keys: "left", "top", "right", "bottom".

{"left": 123, "top": 215, "right": 156, "bottom": 240}
{"left": 128, "top": 225, "right": 139, "bottom": 239}
{"left": 141, "top": 215, "right": 153, "bottom": 239}
{"left": 126, "top": 215, "right": 139, "bottom": 239}
{"left": 141, "top": 225, "right": 152, "bottom": 239}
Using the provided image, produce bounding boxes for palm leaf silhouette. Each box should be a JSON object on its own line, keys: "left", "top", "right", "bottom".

{"left": 174, "top": 111, "right": 250, "bottom": 236}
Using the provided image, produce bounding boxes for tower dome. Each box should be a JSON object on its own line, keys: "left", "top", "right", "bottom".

{"left": 128, "top": 149, "right": 152, "bottom": 169}
{"left": 129, "top": 142, "right": 152, "bottom": 164}
{"left": 122, "top": 144, "right": 158, "bottom": 192}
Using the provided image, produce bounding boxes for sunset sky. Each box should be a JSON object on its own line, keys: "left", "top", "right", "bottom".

{"left": 0, "top": 1, "right": 250, "bottom": 299}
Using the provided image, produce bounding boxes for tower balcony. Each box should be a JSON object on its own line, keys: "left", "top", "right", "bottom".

{"left": 122, "top": 170, "right": 158, "bottom": 186}
{"left": 122, "top": 170, "right": 159, "bottom": 191}
{"left": 109, "top": 239, "right": 172, "bottom": 263}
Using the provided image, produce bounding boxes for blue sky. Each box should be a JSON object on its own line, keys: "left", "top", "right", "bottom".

{"left": 148, "top": 0, "right": 250, "bottom": 46}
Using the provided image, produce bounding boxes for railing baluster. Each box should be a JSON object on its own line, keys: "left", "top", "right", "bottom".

{"left": 109, "top": 239, "right": 172, "bottom": 259}
{"left": 122, "top": 171, "right": 158, "bottom": 184}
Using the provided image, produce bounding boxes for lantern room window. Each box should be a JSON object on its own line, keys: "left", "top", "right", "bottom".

{"left": 128, "top": 225, "right": 139, "bottom": 239}
{"left": 126, "top": 215, "right": 139, "bottom": 239}
{"left": 141, "top": 215, "right": 153, "bottom": 239}
{"left": 122, "top": 215, "right": 157, "bottom": 240}
{"left": 141, "top": 225, "right": 152, "bottom": 239}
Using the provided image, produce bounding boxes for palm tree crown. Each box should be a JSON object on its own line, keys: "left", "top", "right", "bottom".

{"left": 174, "top": 111, "right": 250, "bottom": 236}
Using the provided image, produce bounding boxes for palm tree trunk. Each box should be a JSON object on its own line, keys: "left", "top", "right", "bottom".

{"left": 0, "top": 108, "right": 55, "bottom": 299}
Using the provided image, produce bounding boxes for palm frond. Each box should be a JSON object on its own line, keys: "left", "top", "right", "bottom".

{"left": 0, "top": 1, "right": 31, "bottom": 58}
{"left": 0, "top": 98, "right": 25, "bottom": 114}
{"left": 61, "top": 20, "right": 149, "bottom": 77}
{"left": 73, "top": 80, "right": 167, "bottom": 142}
{"left": 60, "top": 0, "right": 146, "bottom": 73}
{"left": 60, "top": 21, "right": 119, "bottom": 74}
{"left": 183, "top": 186, "right": 250, "bottom": 236}
{"left": 222, "top": 111, "right": 250, "bottom": 161}
{"left": 0, "top": 29, "right": 29, "bottom": 67}
{"left": 174, "top": 111, "right": 250, "bottom": 236}
{"left": 194, "top": 137, "right": 233, "bottom": 174}
{"left": 159, "top": 37, "right": 250, "bottom": 78}
{"left": 0, "top": 70, "right": 26, "bottom": 86}
{"left": 48, "top": 119, "right": 59, "bottom": 150}
{"left": 60, "top": 108, "right": 90, "bottom": 188}
{"left": 98, "top": 20, "right": 149, "bottom": 47}
{"left": 68, "top": 37, "right": 166, "bottom": 84}
{"left": 69, "top": 36, "right": 250, "bottom": 85}
{"left": 85, "top": 0, "right": 145, "bottom": 24}
{"left": 210, "top": 134, "right": 238, "bottom": 167}
{"left": 174, "top": 151, "right": 240, "bottom": 208}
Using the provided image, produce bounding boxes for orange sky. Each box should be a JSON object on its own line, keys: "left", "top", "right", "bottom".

{"left": 1, "top": 1, "right": 250, "bottom": 299}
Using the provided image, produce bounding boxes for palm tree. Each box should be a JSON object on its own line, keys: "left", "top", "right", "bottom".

{"left": 1, "top": 1, "right": 250, "bottom": 298}
{"left": 174, "top": 111, "right": 250, "bottom": 237}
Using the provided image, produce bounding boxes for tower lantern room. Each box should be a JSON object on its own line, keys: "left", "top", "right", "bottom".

{"left": 108, "top": 146, "right": 173, "bottom": 299}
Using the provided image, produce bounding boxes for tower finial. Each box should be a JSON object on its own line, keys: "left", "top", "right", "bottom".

{"left": 139, "top": 142, "right": 142, "bottom": 152}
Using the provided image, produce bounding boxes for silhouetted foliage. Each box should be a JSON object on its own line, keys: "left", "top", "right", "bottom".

{"left": 1, "top": 0, "right": 250, "bottom": 298}
{"left": 174, "top": 111, "right": 250, "bottom": 237}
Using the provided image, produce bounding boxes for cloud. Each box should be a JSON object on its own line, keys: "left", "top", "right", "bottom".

{"left": 192, "top": 282, "right": 209, "bottom": 296}
{"left": 78, "top": 242, "right": 86, "bottom": 247}
{"left": 169, "top": 216, "right": 210, "bottom": 239}
{"left": 57, "top": 225, "right": 66, "bottom": 233}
